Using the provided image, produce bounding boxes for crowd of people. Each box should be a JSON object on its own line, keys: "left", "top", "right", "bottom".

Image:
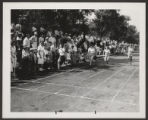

{"left": 11, "top": 24, "right": 137, "bottom": 79}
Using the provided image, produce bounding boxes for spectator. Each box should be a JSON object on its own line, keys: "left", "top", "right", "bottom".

{"left": 30, "top": 31, "right": 38, "bottom": 49}
{"left": 39, "top": 34, "right": 44, "bottom": 44}
{"left": 21, "top": 47, "right": 30, "bottom": 79}
{"left": 103, "top": 46, "right": 110, "bottom": 64}
{"left": 11, "top": 41, "right": 17, "bottom": 74}
{"left": 88, "top": 42, "right": 96, "bottom": 66}
{"left": 23, "top": 34, "right": 30, "bottom": 48}
{"left": 37, "top": 41, "right": 45, "bottom": 71}
{"left": 57, "top": 44, "right": 66, "bottom": 70}
{"left": 48, "top": 33, "right": 56, "bottom": 47}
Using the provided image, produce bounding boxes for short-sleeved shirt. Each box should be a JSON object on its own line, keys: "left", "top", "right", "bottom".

{"left": 128, "top": 47, "right": 133, "bottom": 56}
{"left": 22, "top": 49, "right": 29, "bottom": 58}
{"left": 59, "top": 48, "right": 65, "bottom": 56}
{"left": 88, "top": 47, "right": 96, "bottom": 55}
{"left": 104, "top": 49, "right": 110, "bottom": 56}
{"left": 23, "top": 37, "right": 30, "bottom": 48}
{"left": 48, "top": 37, "right": 56, "bottom": 45}
{"left": 30, "top": 36, "right": 38, "bottom": 49}
{"left": 16, "top": 36, "right": 22, "bottom": 41}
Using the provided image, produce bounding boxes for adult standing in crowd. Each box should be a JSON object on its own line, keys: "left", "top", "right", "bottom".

{"left": 23, "top": 34, "right": 30, "bottom": 48}
{"left": 37, "top": 41, "right": 45, "bottom": 71}
{"left": 48, "top": 32, "right": 56, "bottom": 48}
{"left": 30, "top": 31, "right": 38, "bottom": 49}
{"left": 16, "top": 32, "right": 23, "bottom": 66}
{"left": 57, "top": 44, "right": 66, "bottom": 70}
{"left": 21, "top": 46, "right": 30, "bottom": 79}
{"left": 29, "top": 48, "right": 37, "bottom": 77}
{"left": 39, "top": 34, "right": 44, "bottom": 44}
{"left": 11, "top": 41, "right": 17, "bottom": 76}
{"left": 127, "top": 44, "right": 133, "bottom": 65}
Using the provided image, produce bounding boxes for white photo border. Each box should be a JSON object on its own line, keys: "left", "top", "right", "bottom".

{"left": 3, "top": 2, "right": 146, "bottom": 118}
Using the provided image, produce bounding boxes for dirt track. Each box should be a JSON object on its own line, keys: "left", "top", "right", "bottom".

{"left": 11, "top": 52, "right": 139, "bottom": 112}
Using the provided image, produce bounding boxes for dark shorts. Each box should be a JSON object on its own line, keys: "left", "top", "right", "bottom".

{"left": 93, "top": 55, "right": 97, "bottom": 60}
{"left": 60, "top": 55, "right": 65, "bottom": 65}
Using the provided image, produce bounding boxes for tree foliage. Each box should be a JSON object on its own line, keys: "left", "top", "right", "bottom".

{"left": 125, "top": 25, "right": 139, "bottom": 44}
{"left": 11, "top": 9, "right": 139, "bottom": 44}
{"left": 91, "top": 9, "right": 139, "bottom": 43}
{"left": 11, "top": 9, "right": 92, "bottom": 35}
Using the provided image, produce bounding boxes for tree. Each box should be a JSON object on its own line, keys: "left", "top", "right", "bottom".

{"left": 11, "top": 9, "right": 93, "bottom": 36}
{"left": 93, "top": 10, "right": 118, "bottom": 40}
{"left": 125, "top": 25, "right": 139, "bottom": 44}
{"left": 92, "top": 10, "right": 130, "bottom": 42}
{"left": 109, "top": 15, "right": 130, "bottom": 42}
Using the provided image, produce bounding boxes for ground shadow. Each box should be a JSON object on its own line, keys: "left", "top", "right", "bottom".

{"left": 11, "top": 52, "right": 139, "bottom": 85}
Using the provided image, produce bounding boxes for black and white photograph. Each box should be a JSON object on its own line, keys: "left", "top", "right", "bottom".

{"left": 2, "top": 2, "right": 146, "bottom": 119}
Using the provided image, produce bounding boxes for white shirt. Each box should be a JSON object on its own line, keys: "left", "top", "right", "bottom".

{"left": 104, "top": 49, "right": 110, "bottom": 56}
{"left": 23, "top": 37, "right": 30, "bottom": 48}
{"left": 128, "top": 47, "right": 133, "bottom": 56}
{"left": 39, "top": 37, "right": 44, "bottom": 43}
{"left": 37, "top": 44, "right": 45, "bottom": 58}
{"left": 22, "top": 49, "right": 29, "bottom": 58}
{"left": 38, "top": 44, "right": 45, "bottom": 51}
{"left": 16, "top": 36, "right": 22, "bottom": 41}
{"left": 95, "top": 46, "right": 101, "bottom": 52}
{"left": 59, "top": 48, "right": 65, "bottom": 56}
{"left": 50, "top": 44, "right": 55, "bottom": 51}
{"left": 30, "top": 36, "right": 38, "bottom": 49}
{"left": 88, "top": 47, "right": 96, "bottom": 54}
{"left": 48, "top": 37, "right": 56, "bottom": 45}
{"left": 88, "top": 36, "right": 94, "bottom": 43}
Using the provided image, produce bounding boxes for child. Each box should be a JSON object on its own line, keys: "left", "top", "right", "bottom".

{"left": 103, "top": 46, "right": 110, "bottom": 64}
{"left": 66, "top": 51, "right": 71, "bottom": 65}
{"left": 127, "top": 44, "right": 133, "bottom": 65}
{"left": 37, "top": 42, "right": 45, "bottom": 71}
{"left": 88, "top": 42, "right": 96, "bottom": 66}
{"left": 57, "top": 44, "right": 66, "bottom": 70}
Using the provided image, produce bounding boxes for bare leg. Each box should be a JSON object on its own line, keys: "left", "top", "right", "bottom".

{"left": 57, "top": 58, "right": 60, "bottom": 70}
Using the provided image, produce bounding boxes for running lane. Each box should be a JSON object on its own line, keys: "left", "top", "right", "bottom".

{"left": 11, "top": 52, "right": 139, "bottom": 112}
